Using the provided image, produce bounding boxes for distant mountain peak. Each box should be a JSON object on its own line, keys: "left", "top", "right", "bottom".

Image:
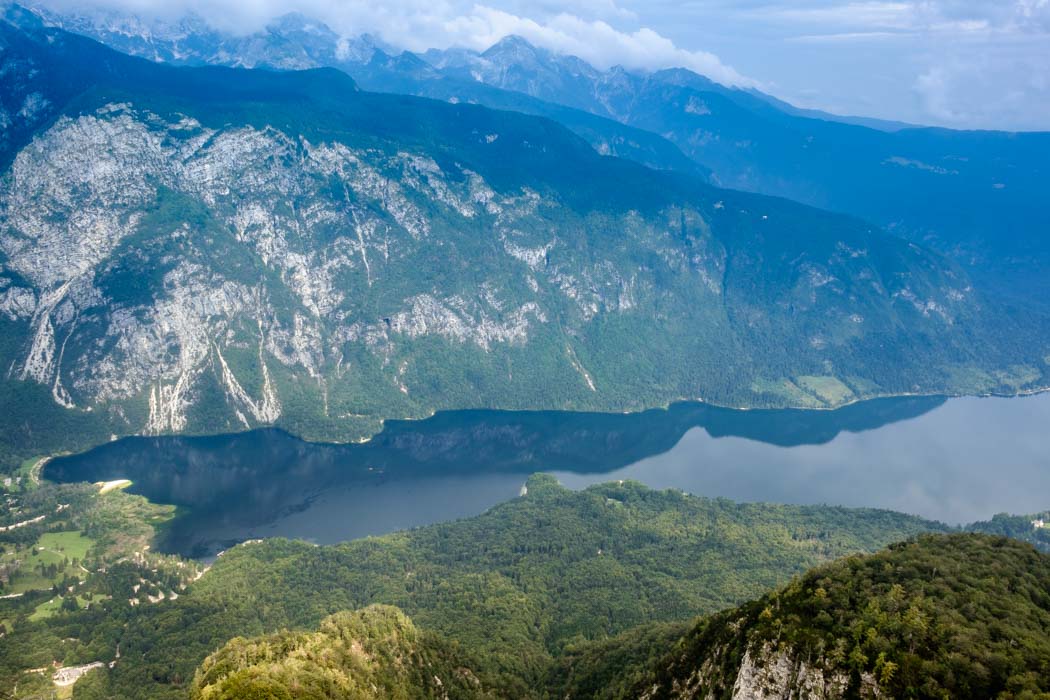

{"left": 367, "top": 48, "right": 437, "bottom": 78}
{"left": 266, "top": 12, "right": 337, "bottom": 36}
{"left": 15, "top": 2, "right": 211, "bottom": 42}
{"left": 484, "top": 34, "right": 538, "bottom": 54}
{"left": 651, "top": 66, "right": 718, "bottom": 90}
{"left": 333, "top": 33, "right": 382, "bottom": 64}
{"left": 481, "top": 33, "right": 549, "bottom": 65}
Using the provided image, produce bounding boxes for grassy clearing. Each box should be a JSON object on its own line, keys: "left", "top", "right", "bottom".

{"left": 794, "top": 375, "right": 856, "bottom": 405}
{"left": 37, "top": 531, "right": 93, "bottom": 560}
{"left": 750, "top": 378, "right": 823, "bottom": 408}
{"left": 993, "top": 364, "right": 1042, "bottom": 391}
{"left": 0, "top": 456, "right": 44, "bottom": 493}
{"left": 19, "top": 455, "right": 48, "bottom": 487}
{"left": 3, "top": 531, "right": 95, "bottom": 593}
{"left": 5, "top": 570, "right": 54, "bottom": 594}
{"left": 29, "top": 593, "right": 107, "bottom": 622}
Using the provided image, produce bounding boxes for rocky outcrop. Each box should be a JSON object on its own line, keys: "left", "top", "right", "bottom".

{"left": 640, "top": 639, "right": 865, "bottom": 700}
{"left": 0, "top": 104, "right": 725, "bottom": 435}
{"left": 728, "top": 645, "right": 856, "bottom": 700}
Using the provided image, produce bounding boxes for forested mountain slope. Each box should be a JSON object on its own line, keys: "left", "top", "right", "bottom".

{"left": 17, "top": 487, "right": 1043, "bottom": 699}
{"left": 178, "top": 535, "right": 1050, "bottom": 700}
{"left": 633, "top": 533, "right": 1050, "bottom": 699}
{"left": 188, "top": 606, "right": 494, "bottom": 700}
{"left": 1, "top": 20, "right": 1047, "bottom": 466}
{"left": 1, "top": 475, "right": 950, "bottom": 698}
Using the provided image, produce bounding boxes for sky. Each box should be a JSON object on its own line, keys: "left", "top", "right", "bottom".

{"left": 33, "top": 0, "right": 1050, "bottom": 131}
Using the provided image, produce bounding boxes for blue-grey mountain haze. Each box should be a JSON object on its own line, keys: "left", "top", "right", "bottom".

{"left": 25, "top": 0, "right": 1050, "bottom": 130}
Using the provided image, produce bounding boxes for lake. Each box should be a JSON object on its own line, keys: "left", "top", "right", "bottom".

{"left": 44, "top": 393, "right": 1050, "bottom": 558}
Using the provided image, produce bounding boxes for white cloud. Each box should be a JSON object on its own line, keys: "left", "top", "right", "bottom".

{"left": 759, "top": 2, "right": 917, "bottom": 30}
{"left": 27, "top": 0, "right": 1050, "bottom": 129}
{"left": 441, "top": 6, "right": 755, "bottom": 85}
{"left": 732, "top": 0, "right": 1050, "bottom": 128}
{"left": 786, "top": 30, "right": 905, "bottom": 42}
{"left": 912, "top": 39, "right": 1050, "bottom": 129}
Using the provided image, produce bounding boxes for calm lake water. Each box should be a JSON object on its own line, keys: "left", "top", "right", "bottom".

{"left": 44, "top": 393, "right": 1050, "bottom": 558}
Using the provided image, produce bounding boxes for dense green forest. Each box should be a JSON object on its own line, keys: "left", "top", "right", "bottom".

{"left": 1, "top": 475, "right": 948, "bottom": 698}
{"left": 1, "top": 474, "right": 1048, "bottom": 698}
{"left": 171, "top": 533, "right": 1050, "bottom": 700}
{"left": 67, "top": 533, "right": 1050, "bottom": 700}
{"left": 637, "top": 533, "right": 1050, "bottom": 698}
{"left": 189, "top": 606, "right": 494, "bottom": 700}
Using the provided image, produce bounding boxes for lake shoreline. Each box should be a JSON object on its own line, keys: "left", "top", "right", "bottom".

{"left": 42, "top": 392, "right": 1050, "bottom": 558}
{"left": 35, "top": 385, "right": 1050, "bottom": 471}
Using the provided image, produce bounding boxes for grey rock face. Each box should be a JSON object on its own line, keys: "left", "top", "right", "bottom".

{"left": 0, "top": 103, "right": 732, "bottom": 435}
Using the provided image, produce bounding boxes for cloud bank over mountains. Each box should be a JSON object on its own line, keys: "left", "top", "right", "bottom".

{"left": 23, "top": 0, "right": 1050, "bottom": 130}
{"left": 29, "top": 0, "right": 755, "bottom": 86}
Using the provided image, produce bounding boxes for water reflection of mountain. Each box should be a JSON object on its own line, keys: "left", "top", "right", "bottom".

{"left": 45, "top": 395, "right": 951, "bottom": 557}
{"left": 46, "top": 395, "right": 945, "bottom": 499}
{"left": 371, "top": 395, "right": 947, "bottom": 473}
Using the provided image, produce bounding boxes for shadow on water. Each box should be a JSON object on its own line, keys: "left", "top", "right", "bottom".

{"left": 44, "top": 395, "right": 946, "bottom": 557}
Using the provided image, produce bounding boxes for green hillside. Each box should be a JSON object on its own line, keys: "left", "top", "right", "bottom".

{"left": 0, "top": 475, "right": 947, "bottom": 698}
{"left": 635, "top": 533, "right": 1050, "bottom": 698}
{"left": 188, "top": 606, "right": 493, "bottom": 700}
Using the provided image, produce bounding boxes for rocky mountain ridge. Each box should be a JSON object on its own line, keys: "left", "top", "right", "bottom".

{"left": 20, "top": 2, "right": 1049, "bottom": 275}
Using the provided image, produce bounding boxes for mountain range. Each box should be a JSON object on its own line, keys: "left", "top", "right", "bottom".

{"left": 2, "top": 14, "right": 1045, "bottom": 467}
{"left": 2, "top": 9, "right": 1050, "bottom": 698}
{"left": 17, "top": 3, "right": 1050, "bottom": 277}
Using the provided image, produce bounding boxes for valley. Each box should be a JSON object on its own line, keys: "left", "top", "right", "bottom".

{"left": 0, "top": 18, "right": 1047, "bottom": 471}
{"left": 3, "top": 394, "right": 1046, "bottom": 697}
{"left": 2, "top": 462, "right": 1046, "bottom": 699}
{"left": 1, "top": 3, "right": 1049, "bottom": 698}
